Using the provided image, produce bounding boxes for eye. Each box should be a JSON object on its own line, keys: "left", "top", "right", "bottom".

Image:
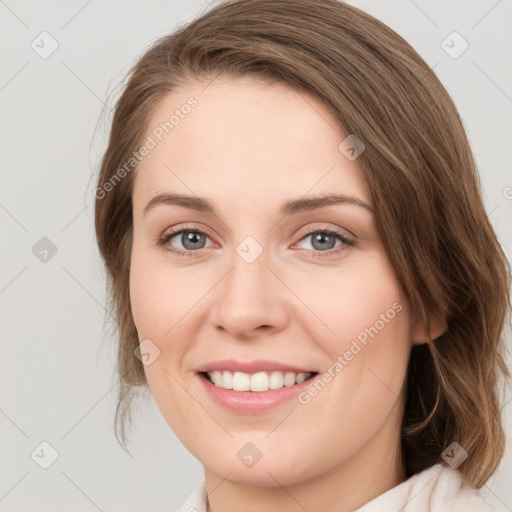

{"left": 157, "top": 227, "right": 213, "bottom": 257}
{"left": 157, "top": 225, "right": 356, "bottom": 259}
{"left": 293, "top": 227, "right": 355, "bottom": 258}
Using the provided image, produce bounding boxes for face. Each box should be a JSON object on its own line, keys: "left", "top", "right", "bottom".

{"left": 129, "top": 75, "right": 414, "bottom": 487}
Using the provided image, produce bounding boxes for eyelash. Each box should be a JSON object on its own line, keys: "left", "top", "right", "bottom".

{"left": 156, "top": 225, "right": 356, "bottom": 259}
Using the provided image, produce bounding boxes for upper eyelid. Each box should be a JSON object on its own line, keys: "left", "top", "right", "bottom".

{"left": 299, "top": 224, "right": 353, "bottom": 237}
{"left": 164, "top": 223, "right": 349, "bottom": 235}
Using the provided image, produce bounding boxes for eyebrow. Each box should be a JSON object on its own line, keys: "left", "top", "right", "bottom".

{"left": 142, "top": 192, "right": 374, "bottom": 217}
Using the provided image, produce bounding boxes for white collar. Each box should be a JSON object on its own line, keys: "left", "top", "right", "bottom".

{"left": 176, "top": 463, "right": 497, "bottom": 512}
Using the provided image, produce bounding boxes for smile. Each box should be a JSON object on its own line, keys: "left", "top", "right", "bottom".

{"left": 197, "top": 369, "right": 320, "bottom": 414}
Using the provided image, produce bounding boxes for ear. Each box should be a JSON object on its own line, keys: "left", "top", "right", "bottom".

{"left": 411, "top": 312, "right": 447, "bottom": 346}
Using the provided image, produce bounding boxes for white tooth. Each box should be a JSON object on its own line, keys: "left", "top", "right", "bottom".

{"left": 222, "top": 371, "right": 233, "bottom": 389}
{"left": 295, "top": 372, "right": 308, "bottom": 384}
{"left": 233, "top": 371, "right": 251, "bottom": 391}
{"left": 250, "top": 372, "right": 270, "bottom": 392}
{"left": 283, "top": 372, "right": 296, "bottom": 387}
{"left": 269, "top": 371, "right": 284, "bottom": 389}
{"left": 206, "top": 370, "right": 313, "bottom": 391}
{"left": 211, "top": 370, "right": 222, "bottom": 386}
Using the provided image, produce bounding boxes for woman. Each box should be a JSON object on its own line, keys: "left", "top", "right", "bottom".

{"left": 93, "top": 0, "right": 511, "bottom": 510}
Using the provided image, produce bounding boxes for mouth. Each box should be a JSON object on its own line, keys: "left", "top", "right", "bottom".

{"left": 199, "top": 370, "right": 319, "bottom": 392}
{"left": 194, "top": 359, "right": 321, "bottom": 413}
{"left": 197, "top": 368, "right": 320, "bottom": 413}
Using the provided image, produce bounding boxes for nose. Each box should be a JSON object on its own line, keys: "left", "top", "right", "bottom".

{"left": 209, "top": 245, "right": 289, "bottom": 340}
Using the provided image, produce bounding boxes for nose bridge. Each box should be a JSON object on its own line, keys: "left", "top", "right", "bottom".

{"left": 211, "top": 234, "right": 287, "bottom": 336}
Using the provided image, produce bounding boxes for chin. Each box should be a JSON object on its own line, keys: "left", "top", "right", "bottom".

{"left": 201, "top": 448, "right": 315, "bottom": 488}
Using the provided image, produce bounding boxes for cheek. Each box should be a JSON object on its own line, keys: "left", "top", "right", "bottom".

{"left": 316, "top": 255, "right": 411, "bottom": 411}
{"left": 129, "top": 259, "right": 164, "bottom": 336}
{"left": 129, "top": 248, "right": 199, "bottom": 340}
{"left": 295, "top": 252, "right": 408, "bottom": 358}
{"left": 129, "top": 250, "right": 201, "bottom": 425}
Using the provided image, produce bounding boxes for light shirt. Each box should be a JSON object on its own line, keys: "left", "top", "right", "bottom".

{"left": 175, "top": 463, "right": 504, "bottom": 511}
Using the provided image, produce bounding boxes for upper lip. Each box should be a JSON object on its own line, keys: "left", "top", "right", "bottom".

{"left": 196, "top": 359, "right": 317, "bottom": 374}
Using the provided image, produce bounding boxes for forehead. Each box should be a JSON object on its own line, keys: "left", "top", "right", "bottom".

{"left": 132, "top": 75, "right": 371, "bottom": 213}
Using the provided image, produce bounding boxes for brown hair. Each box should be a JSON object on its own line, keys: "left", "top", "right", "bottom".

{"left": 93, "top": 0, "right": 511, "bottom": 488}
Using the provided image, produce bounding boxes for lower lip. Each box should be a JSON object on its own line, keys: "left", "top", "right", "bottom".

{"left": 197, "top": 373, "right": 318, "bottom": 414}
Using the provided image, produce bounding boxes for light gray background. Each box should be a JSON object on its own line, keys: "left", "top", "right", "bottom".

{"left": 1, "top": 0, "right": 511, "bottom": 511}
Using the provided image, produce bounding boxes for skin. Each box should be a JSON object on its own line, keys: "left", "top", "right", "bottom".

{"left": 129, "top": 75, "right": 446, "bottom": 512}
